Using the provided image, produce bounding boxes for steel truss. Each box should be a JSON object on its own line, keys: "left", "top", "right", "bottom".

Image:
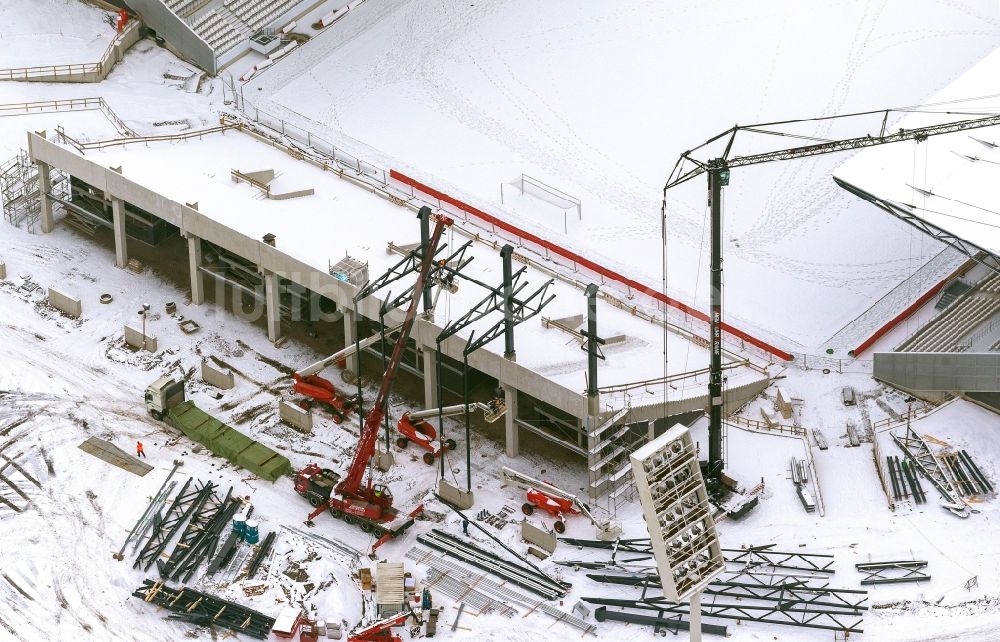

{"left": 723, "top": 544, "right": 835, "bottom": 574}
{"left": 583, "top": 595, "right": 864, "bottom": 634}
{"left": 891, "top": 427, "right": 965, "bottom": 512}
{"left": 560, "top": 538, "right": 836, "bottom": 575}
{"left": 133, "top": 579, "right": 275, "bottom": 639}
{"left": 159, "top": 486, "right": 230, "bottom": 579}
{"left": 832, "top": 184, "right": 1000, "bottom": 278}
{"left": 173, "top": 495, "right": 243, "bottom": 583}
{"left": 416, "top": 528, "right": 567, "bottom": 600}
{"left": 856, "top": 560, "right": 930, "bottom": 585}
{"left": 133, "top": 478, "right": 211, "bottom": 571}
{"left": 594, "top": 607, "right": 728, "bottom": 636}
{"left": 586, "top": 573, "right": 867, "bottom": 611}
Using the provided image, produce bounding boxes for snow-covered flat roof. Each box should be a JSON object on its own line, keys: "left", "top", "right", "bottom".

{"left": 245, "top": 0, "right": 1000, "bottom": 350}
{"left": 835, "top": 49, "right": 1000, "bottom": 257}
{"left": 54, "top": 128, "right": 765, "bottom": 396}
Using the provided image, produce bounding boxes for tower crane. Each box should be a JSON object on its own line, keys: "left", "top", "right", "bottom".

{"left": 295, "top": 214, "right": 454, "bottom": 552}
{"left": 663, "top": 107, "right": 1000, "bottom": 482}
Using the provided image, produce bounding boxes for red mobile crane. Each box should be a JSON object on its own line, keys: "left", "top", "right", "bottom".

{"left": 347, "top": 611, "right": 410, "bottom": 642}
{"left": 295, "top": 214, "right": 454, "bottom": 551}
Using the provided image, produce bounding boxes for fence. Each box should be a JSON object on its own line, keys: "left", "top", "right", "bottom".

{"left": 959, "top": 316, "right": 1000, "bottom": 350}
{"left": 725, "top": 414, "right": 806, "bottom": 437}
{"left": 390, "top": 168, "right": 795, "bottom": 363}
{"left": 232, "top": 96, "right": 388, "bottom": 185}
{"left": 872, "top": 434, "right": 894, "bottom": 510}
{"left": 56, "top": 121, "right": 238, "bottom": 152}
{"left": 0, "top": 97, "right": 135, "bottom": 137}
{"left": 0, "top": 20, "right": 141, "bottom": 83}
{"left": 788, "top": 352, "right": 873, "bottom": 374}
{"left": 870, "top": 397, "right": 946, "bottom": 432}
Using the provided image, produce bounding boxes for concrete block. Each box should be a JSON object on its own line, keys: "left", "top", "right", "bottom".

{"left": 775, "top": 386, "right": 793, "bottom": 420}
{"left": 521, "top": 520, "right": 557, "bottom": 553}
{"left": 437, "top": 478, "right": 474, "bottom": 510}
{"left": 47, "top": 287, "right": 82, "bottom": 318}
{"left": 375, "top": 450, "right": 394, "bottom": 471}
{"left": 279, "top": 400, "right": 313, "bottom": 433}
{"left": 0, "top": 261, "right": 5, "bottom": 280}
{"left": 270, "top": 187, "right": 315, "bottom": 200}
{"left": 124, "top": 325, "right": 157, "bottom": 352}
{"left": 201, "top": 359, "right": 235, "bottom": 390}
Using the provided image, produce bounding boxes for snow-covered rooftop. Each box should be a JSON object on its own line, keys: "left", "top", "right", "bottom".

{"left": 835, "top": 49, "right": 1000, "bottom": 257}
{"left": 245, "top": 0, "right": 1000, "bottom": 351}
{"left": 52, "top": 128, "right": 765, "bottom": 397}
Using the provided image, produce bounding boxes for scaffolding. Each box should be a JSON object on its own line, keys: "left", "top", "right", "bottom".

{"left": 1, "top": 149, "right": 67, "bottom": 233}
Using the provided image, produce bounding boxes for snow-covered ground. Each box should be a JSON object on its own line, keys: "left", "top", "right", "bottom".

{"left": 4, "top": 222, "right": 1000, "bottom": 641}
{"left": 245, "top": 0, "right": 1000, "bottom": 351}
{"left": 0, "top": 0, "right": 116, "bottom": 69}
{"left": 2, "top": 2, "right": 1000, "bottom": 642}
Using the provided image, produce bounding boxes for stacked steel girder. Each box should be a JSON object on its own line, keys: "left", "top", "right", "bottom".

{"left": 159, "top": 486, "right": 230, "bottom": 579}
{"left": 856, "top": 560, "right": 930, "bottom": 585}
{"left": 171, "top": 494, "right": 243, "bottom": 583}
{"left": 416, "top": 529, "right": 568, "bottom": 600}
{"left": 407, "top": 546, "right": 596, "bottom": 634}
{"left": 134, "top": 478, "right": 212, "bottom": 571}
{"left": 891, "top": 428, "right": 963, "bottom": 510}
{"left": 133, "top": 580, "right": 275, "bottom": 639}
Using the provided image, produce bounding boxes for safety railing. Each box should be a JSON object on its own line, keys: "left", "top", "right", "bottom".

{"left": 0, "top": 20, "right": 140, "bottom": 82}
{"left": 0, "top": 97, "right": 135, "bottom": 137}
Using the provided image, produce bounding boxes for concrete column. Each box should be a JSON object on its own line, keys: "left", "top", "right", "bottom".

{"left": 503, "top": 382, "right": 519, "bottom": 458}
{"left": 36, "top": 161, "right": 54, "bottom": 233}
{"left": 111, "top": 197, "right": 128, "bottom": 268}
{"left": 343, "top": 308, "right": 357, "bottom": 371}
{"left": 647, "top": 420, "right": 655, "bottom": 442}
{"left": 187, "top": 235, "right": 204, "bottom": 304}
{"left": 264, "top": 270, "right": 281, "bottom": 343}
{"left": 422, "top": 347, "right": 439, "bottom": 409}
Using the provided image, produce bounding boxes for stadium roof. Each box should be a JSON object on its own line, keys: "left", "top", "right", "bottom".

{"left": 834, "top": 48, "right": 1000, "bottom": 259}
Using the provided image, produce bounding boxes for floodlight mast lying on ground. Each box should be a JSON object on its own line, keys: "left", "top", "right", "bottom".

{"left": 662, "top": 107, "right": 1000, "bottom": 482}
{"left": 630, "top": 424, "right": 726, "bottom": 642}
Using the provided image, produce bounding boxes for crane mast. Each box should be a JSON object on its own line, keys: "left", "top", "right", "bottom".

{"left": 664, "top": 108, "right": 1000, "bottom": 483}
{"left": 337, "top": 214, "right": 453, "bottom": 498}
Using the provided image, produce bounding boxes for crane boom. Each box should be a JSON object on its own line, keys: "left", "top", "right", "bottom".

{"left": 295, "top": 323, "right": 404, "bottom": 378}
{"left": 667, "top": 112, "right": 1000, "bottom": 189}
{"left": 405, "top": 401, "right": 506, "bottom": 423}
{"left": 662, "top": 105, "right": 1000, "bottom": 481}
{"left": 338, "top": 214, "right": 453, "bottom": 497}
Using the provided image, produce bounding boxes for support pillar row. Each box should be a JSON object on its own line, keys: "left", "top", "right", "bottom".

{"left": 503, "top": 382, "right": 518, "bottom": 458}
{"left": 36, "top": 161, "right": 54, "bottom": 233}
{"left": 187, "top": 234, "right": 204, "bottom": 305}
{"left": 264, "top": 270, "right": 281, "bottom": 343}
{"left": 343, "top": 308, "right": 357, "bottom": 371}
{"left": 111, "top": 197, "right": 128, "bottom": 268}
{"left": 423, "top": 346, "right": 438, "bottom": 409}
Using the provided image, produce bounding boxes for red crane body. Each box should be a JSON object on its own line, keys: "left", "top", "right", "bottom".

{"left": 297, "top": 214, "right": 453, "bottom": 549}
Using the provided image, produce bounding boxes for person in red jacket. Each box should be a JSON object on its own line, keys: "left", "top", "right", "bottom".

{"left": 136, "top": 441, "right": 146, "bottom": 458}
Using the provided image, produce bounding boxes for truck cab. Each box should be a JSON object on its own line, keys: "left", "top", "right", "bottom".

{"left": 294, "top": 463, "right": 341, "bottom": 506}
{"left": 145, "top": 376, "right": 186, "bottom": 420}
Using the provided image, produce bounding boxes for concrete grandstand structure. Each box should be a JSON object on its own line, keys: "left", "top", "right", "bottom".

{"left": 25, "top": 122, "right": 772, "bottom": 502}
{"left": 125, "top": 0, "right": 326, "bottom": 73}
